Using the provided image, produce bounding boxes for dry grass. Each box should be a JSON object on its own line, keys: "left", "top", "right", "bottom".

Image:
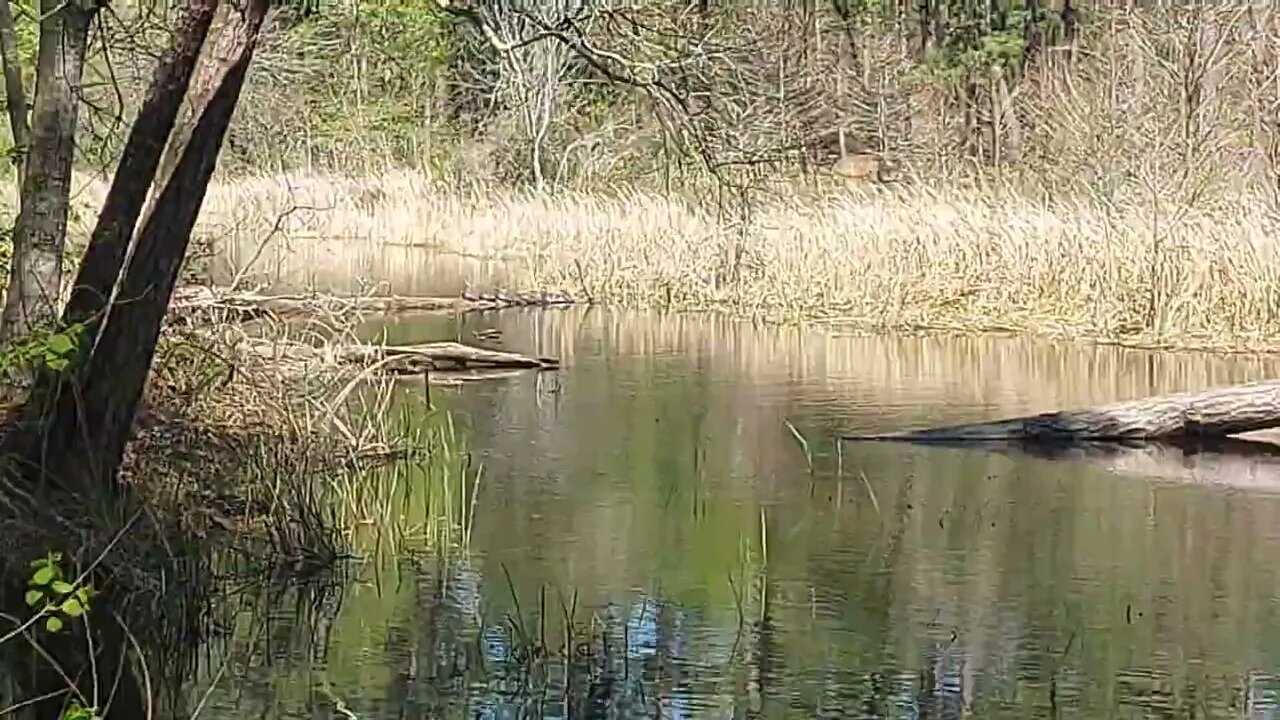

{"left": 32, "top": 169, "right": 1280, "bottom": 352}
{"left": 0, "top": 301, "right": 473, "bottom": 708}
{"left": 137, "top": 299, "right": 476, "bottom": 548}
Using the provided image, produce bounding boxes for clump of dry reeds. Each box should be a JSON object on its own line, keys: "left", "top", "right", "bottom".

{"left": 23, "top": 118, "right": 1280, "bottom": 356}
{"left": 147, "top": 171, "right": 1280, "bottom": 352}
{"left": 129, "top": 296, "right": 466, "bottom": 549}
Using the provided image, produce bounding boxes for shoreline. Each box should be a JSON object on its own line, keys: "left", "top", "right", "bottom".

{"left": 25, "top": 170, "right": 1280, "bottom": 358}
{"left": 193, "top": 281, "right": 1280, "bottom": 359}
{"left": 801, "top": 316, "right": 1280, "bottom": 358}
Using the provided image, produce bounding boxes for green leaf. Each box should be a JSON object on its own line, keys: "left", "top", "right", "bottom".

{"left": 45, "top": 356, "right": 68, "bottom": 371}
{"left": 45, "top": 615, "right": 62, "bottom": 633}
{"left": 46, "top": 333, "right": 73, "bottom": 355}
{"left": 50, "top": 580, "right": 73, "bottom": 594}
{"left": 62, "top": 704, "right": 100, "bottom": 720}
{"left": 30, "top": 565, "right": 55, "bottom": 586}
{"left": 24, "top": 589, "right": 42, "bottom": 606}
{"left": 60, "top": 596, "right": 84, "bottom": 618}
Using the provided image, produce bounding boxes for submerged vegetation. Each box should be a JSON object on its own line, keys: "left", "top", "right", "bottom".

{"left": 0, "top": 298, "right": 482, "bottom": 717}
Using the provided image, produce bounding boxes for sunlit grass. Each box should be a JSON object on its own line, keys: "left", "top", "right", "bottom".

{"left": 31, "top": 170, "right": 1280, "bottom": 350}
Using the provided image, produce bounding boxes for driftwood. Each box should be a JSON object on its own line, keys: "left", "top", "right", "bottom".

{"left": 843, "top": 380, "right": 1280, "bottom": 443}
{"left": 328, "top": 342, "right": 559, "bottom": 373}
{"left": 169, "top": 286, "right": 579, "bottom": 323}
{"left": 412, "top": 368, "right": 530, "bottom": 386}
{"left": 247, "top": 339, "right": 559, "bottom": 376}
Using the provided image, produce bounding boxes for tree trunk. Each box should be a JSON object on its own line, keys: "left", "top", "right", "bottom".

{"left": 60, "top": 0, "right": 221, "bottom": 329}
{"left": 0, "top": 0, "right": 95, "bottom": 345}
{"left": 842, "top": 380, "right": 1280, "bottom": 443}
{"left": 0, "top": 1, "right": 259, "bottom": 714}
{"left": 0, "top": 0, "right": 29, "bottom": 177}
{"left": 19, "top": 0, "right": 269, "bottom": 496}
{"left": 155, "top": 0, "right": 260, "bottom": 190}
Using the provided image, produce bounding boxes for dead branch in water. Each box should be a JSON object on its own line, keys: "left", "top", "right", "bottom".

{"left": 169, "top": 286, "right": 580, "bottom": 324}
{"left": 330, "top": 342, "right": 560, "bottom": 372}
{"left": 245, "top": 338, "right": 559, "bottom": 376}
{"left": 842, "top": 380, "right": 1280, "bottom": 442}
{"left": 413, "top": 368, "right": 531, "bottom": 385}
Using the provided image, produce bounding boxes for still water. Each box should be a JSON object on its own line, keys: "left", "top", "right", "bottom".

{"left": 205, "top": 307, "right": 1280, "bottom": 719}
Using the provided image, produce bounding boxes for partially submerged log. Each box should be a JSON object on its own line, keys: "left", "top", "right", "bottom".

{"left": 843, "top": 380, "right": 1280, "bottom": 443}
{"left": 169, "top": 286, "right": 580, "bottom": 323}
{"left": 247, "top": 339, "right": 559, "bottom": 376}
{"left": 413, "top": 368, "right": 530, "bottom": 386}
{"left": 328, "top": 342, "right": 559, "bottom": 373}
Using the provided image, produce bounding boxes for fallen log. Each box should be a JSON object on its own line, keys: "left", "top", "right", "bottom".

{"left": 168, "top": 286, "right": 580, "bottom": 323}
{"left": 246, "top": 339, "right": 559, "bottom": 375}
{"left": 409, "top": 368, "right": 530, "bottom": 386}
{"left": 842, "top": 379, "right": 1280, "bottom": 442}
{"left": 329, "top": 342, "right": 559, "bottom": 373}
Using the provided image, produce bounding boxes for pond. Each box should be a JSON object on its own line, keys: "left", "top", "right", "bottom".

{"left": 200, "top": 306, "right": 1280, "bottom": 719}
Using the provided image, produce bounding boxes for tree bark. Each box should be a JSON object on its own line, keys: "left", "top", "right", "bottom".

{"left": 0, "top": 1, "right": 231, "bottom": 716}
{"left": 155, "top": 0, "right": 258, "bottom": 190}
{"left": 842, "top": 380, "right": 1280, "bottom": 443}
{"left": 0, "top": 0, "right": 95, "bottom": 344}
{"left": 60, "top": 0, "right": 221, "bottom": 329}
{"left": 17, "top": 0, "right": 270, "bottom": 496}
{"left": 0, "top": 2, "right": 261, "bottom": 716}
{"left": 0, "top": 0, "right": 30, "bottom": 177}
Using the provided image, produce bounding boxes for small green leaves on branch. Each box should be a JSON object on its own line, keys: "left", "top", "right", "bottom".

{"left": 59, "top": 702, "right": 101, "bottom": 720}
{"left": 2, "top": 321, "right": 85, "bottom": 373}
{"left": 24, "top": 551, "right": 96, "bottom": 634}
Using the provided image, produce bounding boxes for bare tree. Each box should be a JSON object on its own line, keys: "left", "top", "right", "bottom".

{"left": 483, "top": 0, "right": 579, "bottom": 189}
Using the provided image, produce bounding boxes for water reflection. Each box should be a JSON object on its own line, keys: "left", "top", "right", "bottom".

{"left": 200, "top": 308, "right": 1280, "bottom": 719}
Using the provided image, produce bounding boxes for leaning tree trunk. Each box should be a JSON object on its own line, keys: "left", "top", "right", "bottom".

{"left": 155, "top": 0, "right": 256, "bottom": 190}
{"left": 0, "top": 0, "right": 95, "bottom": 346}
{"left": 60, "top": 0, "right": 221, "bottom": 328}
{"left": 62, "top": 0, "right": 270, "bottom": 486}
{"left": 8, "top": 0, "right": 255, "bottom": 490}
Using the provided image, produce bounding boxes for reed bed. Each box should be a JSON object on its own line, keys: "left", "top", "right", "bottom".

{"left": 27, "top": 170, "right": 1280, "bottom": 351}
{"left": 140, "top": 301, "right": 479, "bottom": 553}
